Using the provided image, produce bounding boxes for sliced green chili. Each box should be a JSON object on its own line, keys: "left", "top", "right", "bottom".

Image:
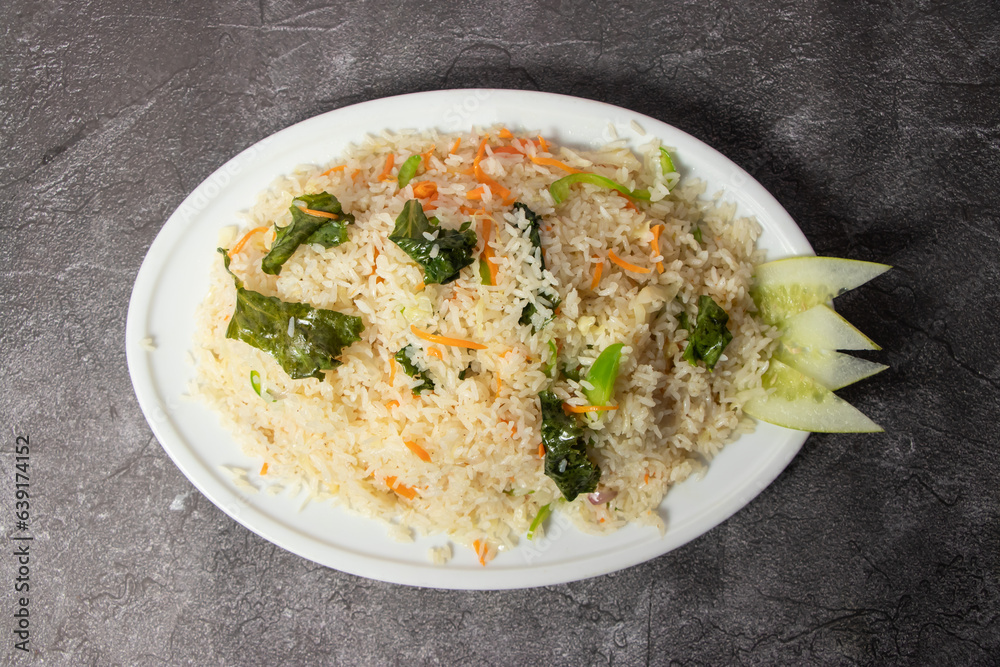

{"left": 659, "top": 147, "right": 676, "bottom": 174}
{"left": 250, "top": 370, "right": 263, "bottom": 396}
{"left": 583, "top": 343, "right": 624, "bottom": 407}
{"left": 397, "top": 155, "right": 422, "bottom": 187}
{"left": 527, "top": 503, "right": 552, "bottom": 540}
{"left": 549, "top": 173, "right": 651, "bottom": 205}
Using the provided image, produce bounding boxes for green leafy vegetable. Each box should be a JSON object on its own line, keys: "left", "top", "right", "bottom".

{"left": 692, "top": 226, "right": 703, "bottom": 244}
{"left": 397, "top": 155, "right": 422, "bottom": 187}
{"left": 678, "top": 295, "right": 733, "bottom": 371}
{"left": 261, "top": 192, "right": 355, "bottom": 275}
{"left": 560, "top": 362, "right": 583, "bottom": 382}
{"left": 394, "top": 345, "right": 435, "bottom": 395}
{"left": 540, "top": 391, "right": 601, "bottom": 501}
{"left": 527, "top": 503, "right": 552, "bottom": 540}
{"left": 389, "top": 200, "right": 478, "bottom": 284}
{"left": 549, "top": 173, "right": 651, "bottom": 205}
{"left": 512, "top": 202, "right": 543, "bottom": 252}
{"left": 510, "top": 203, "right": 561, "bottom": 329}
{"left": 219, "top": 249, "right": 364, "bottom": 380}
{"left": 659, "top": 146, "right": 676, "bottom": 174}
{"left": 583, "top": 343, "right": 624, "bottom": 407}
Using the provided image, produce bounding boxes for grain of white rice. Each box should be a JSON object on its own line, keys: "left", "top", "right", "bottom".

{"left": 192, "top": 127, "right": 775, "bottom": 563}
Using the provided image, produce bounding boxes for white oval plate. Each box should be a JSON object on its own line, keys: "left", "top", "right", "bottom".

{"left": 126, "top": 89, "right": 812, "bottom": 589}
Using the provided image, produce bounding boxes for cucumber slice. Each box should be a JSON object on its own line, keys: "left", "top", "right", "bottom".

{"left": 752, "top": 257, "right": 891, "bottom": 324}
{"left": 775, "top": 346, "right": 888, "bottom": 391}
{"left": 744, "top": 359, "right": 883, "bottom": 433}
{"left": 780, "top": 304, "right": 881, "bottom": 351}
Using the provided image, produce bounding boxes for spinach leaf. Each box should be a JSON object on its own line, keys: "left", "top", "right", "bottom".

{"left": 389, "top": 200, "right": 478, "bottom": 284}
{"left": 692, "top": 226, "right": 703, "bottom": 244}
{"left": 219, "top": 249, "right": 364, "bottom": 380}
{"left": 262, "top": 192, "right": 355, "bottom": 275}
{"left": 540, "top": 391, "right": 601, "bottom": 501}
{"left": 394, "top": 345, "right": 435, "bottom": 395}
{"left": 560, "top": 361, "right": 583, "bottom": 382}
{"left": 510, "top": 203, "right": 561, "bottom": 329}
{"left": 678, "top": 295, "right": 733, "bottom": 371}
{"left": 512, "top": 202, "right": 543, "bottom": 255}
{"left": 397, "top": 155, "right": 421, "bottom": 187}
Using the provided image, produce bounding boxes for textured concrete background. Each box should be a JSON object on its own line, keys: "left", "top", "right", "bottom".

{"left": 2, "top": 0, "right": 998, "bottom": 664}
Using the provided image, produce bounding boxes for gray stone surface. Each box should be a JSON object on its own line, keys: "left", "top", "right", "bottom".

{"left": 1, "top": 0, "right": 998, "bottom": 664}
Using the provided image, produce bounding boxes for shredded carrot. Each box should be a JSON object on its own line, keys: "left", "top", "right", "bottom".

{"left": 563, "top": 403, "right": 619, "bottom": 413}
{"left": 481, "top": 218, "right": 499, "bottom": 285}
{"left": 296, "top": 205, "right": 339, "bottom": 219}
{"left": 644, "top": 471, "right": 650, "bottom": 485}
{"left": 531, "top": 156, "right": 583, "bottom": 174}
{"left": 608, "top": 249, "right": 651, "bottom": 274}
{"left": 650, "top": 224, "right": 665, "bottom": 274}
{"left": 537, "top": 135, "right": 549, "bottom": 152}
{"left": 475, "top": 167, "right": 511, "bottom": 200}
{"left": 495, "top": 370, "right": 502, "bottom": 395}
{"left": 372, "top": 247, "right": 384, "bottom": 283}
{"left": 394, "top": 483, "right": 417, "bottom": 500}
{"left": 260, "top": 462, "right": 268, "bottom": 475}
{"left": 472, "top": 137, "right": 511, "bottom": 199}
{"left": 466, "top": 185, "right": 486, "bottom": 200}
{"left": 473, "top": 540, "right": 488, "bottom": 566}
{"left": 404, "top": 440, "right": 432, "bottom": 462}
{"left": 599, "top": 518, "right": 606, "bottom": 523}
{"left": 450, "top": 137, "right": 461, "bottom": 154}
{"left": 228, "top": 226, "right": 269, "bottom": 257}
{"left": 420, "top": 145, "right": 436, "bottom": 170}
{"left": 378, "top": 153, "right": 395, "bottom": 181}
{"left": 385, "top": 475, "right": 397, "bottom": 488}
{"left": 459, "top": 205, "right": 486, "bottom": 215}
{"left": 427, "top": 346, "right": 444, "bottom": 361}
{"left": 415, "top": 280, "right": 425, "bottom": 292}
{"left": 538, "top": 443, "right": 545, "bottom": 458}
{"left": 351, "top": 168, "right": 362, "bottom": 182}
{"left": 387, "top": 399, "right": 399, "bottom": 409}
{"left": 389, "top": 357, "right": 397, "bottom": 385}
{"left": 411, "top": 180, "right": 438, "bottom": 199}
{"left": 491, "top": 145, "right": 524, "bottom": 155}
{"left": 410, "top": 324, "right": 486, "bottom": 350}
{"left": 320, "top": 165, "right": 346, "bottom": 176}
{"left": 474, "top": 137, "right": 488, "bottom": 166}
{"left": 618, "top": 192, "right": 640, "bottom": 212}
{"left": 473, "top": 540, "right": 483, "bottom": 565}
{"left": 590, "top": 256, "right": 604, "bottom": 289}
{"left": 499, "top": 127, "right": 514, "bottom": 139}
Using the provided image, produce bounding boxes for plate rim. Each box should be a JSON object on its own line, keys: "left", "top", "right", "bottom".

{"left": 126, "top": 88, "right": 812, "bottom": 589}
